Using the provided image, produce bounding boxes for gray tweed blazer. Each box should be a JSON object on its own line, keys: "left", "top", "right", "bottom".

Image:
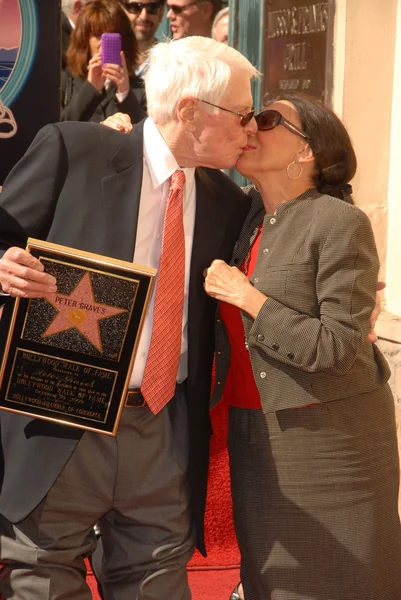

{"left": 211, "top": 186, "right": 390, "bottom": 412}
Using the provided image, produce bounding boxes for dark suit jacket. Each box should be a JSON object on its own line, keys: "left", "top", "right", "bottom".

{"left": 61, "top": 71, "right": 147, "bottom": 123}
{"left": 212, "top": 186, "right": 390, "bottom": 412}
{"left": 0, "top": 119, "right": 250, "bottom": 554}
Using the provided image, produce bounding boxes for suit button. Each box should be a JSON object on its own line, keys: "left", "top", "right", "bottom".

{"left": 245, "top": 343, "right": 249, "bottom": 351}
{"left": 254, "top": 277, "right": 259, "bottom": 283}
{"left": 257, "top": 334, "right": 265, "bottom": 342}
{"left": 269, "top": 217, "right": 277, "bottom": 225}
{"left": 263, "top": 248, "right": 269, "bottom": 254}
{"left": 287, "top": 352, "right": 294, "bottom": 360}
{"left": 217, "top": 351, "right": 222, "bottom": 355}
{"left": 272, "top": 343, "right": 279, "bottom": 351}
{"left": 260, "top": 371, "right": 267, "bottom": 379}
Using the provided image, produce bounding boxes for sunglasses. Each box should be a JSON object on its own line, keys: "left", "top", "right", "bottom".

{"left": 255, "top": 109, "right": 310, "bottom": 140}
{"left": 167, "top": 1, "right": 202, "bottom": 15}
{"left": 198, "top": 99, "right": 255, "bottom": 127}
{"left": 122, "top": 1, "right": 163, "bottom": 15}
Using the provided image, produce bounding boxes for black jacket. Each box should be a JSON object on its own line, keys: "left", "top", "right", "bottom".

{"left": 0, "top": 119, "right": 249, "bottom": 554}
{"left": 61, "top": 70, "right": 147, "bottom": 123}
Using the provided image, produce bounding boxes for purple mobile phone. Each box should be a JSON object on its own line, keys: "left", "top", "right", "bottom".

{"left": 101, "top": 33, "right": 122, "bottom": 66}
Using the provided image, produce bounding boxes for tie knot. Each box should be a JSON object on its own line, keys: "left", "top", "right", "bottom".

{"left": 170, "top": 170, "right": 186, "bottom": 191}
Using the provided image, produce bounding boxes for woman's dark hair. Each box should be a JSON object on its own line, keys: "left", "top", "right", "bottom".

{"left": 272, "top": 93, "right": 357, "bottom": 203}
{"left": 66, "top": 0, "right": 138, "bottom": 79}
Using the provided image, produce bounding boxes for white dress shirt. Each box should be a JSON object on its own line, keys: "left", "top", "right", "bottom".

{"left": 129, "top": 118, "right": 196, "bottom": 388}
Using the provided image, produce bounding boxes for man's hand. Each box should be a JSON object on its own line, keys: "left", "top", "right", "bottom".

{"left": 0, "top": 247, "right": 57, "bottom": 298}
{"left": 367, "top": 281, "right": 386, "bottom": 343}
{"left": 101, "top": 112, "right": 132, "bottom": 133}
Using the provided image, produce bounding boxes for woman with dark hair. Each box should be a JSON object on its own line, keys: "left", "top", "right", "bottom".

{"left": 204, "top": 94, "right": 401, "bottom": 600}
{"left": 100, "top": 94, "right": 401, "bottom": 599}
{"left": 62, "top": 0, "right": 146, "bottom": 123}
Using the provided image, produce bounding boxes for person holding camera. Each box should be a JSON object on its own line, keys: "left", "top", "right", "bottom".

{"left": 62, "top": 0, "right": 146, "bottom": 123}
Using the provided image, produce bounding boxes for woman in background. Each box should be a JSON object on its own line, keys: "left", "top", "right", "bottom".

{"left": 205, "top": 93, "right": 401, "bottom": 600}
{"left": 62, "top": 0, "right": 146, "bottom": 123}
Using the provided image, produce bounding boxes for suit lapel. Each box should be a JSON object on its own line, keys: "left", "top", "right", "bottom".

{"left": 101, "top": 120, "right": 145, "bottom": 261}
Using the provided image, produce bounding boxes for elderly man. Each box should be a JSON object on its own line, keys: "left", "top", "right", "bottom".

{"left": 0, "top": 36, "right": 257, "bottom": 599}
{"left": 120, "top": 0, "right": 166, "bottom": 76}
{"left": 167, "top": 0, "right": 222, "bottom": 39}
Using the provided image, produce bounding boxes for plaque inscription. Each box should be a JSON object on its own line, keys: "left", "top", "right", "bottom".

{"left": 263, "top": 1, "right": 335, "bottom": 104}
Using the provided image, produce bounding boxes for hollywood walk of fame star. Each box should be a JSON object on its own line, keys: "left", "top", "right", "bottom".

{"left": 42, "top": 272, "right": 127, "bottom": 353}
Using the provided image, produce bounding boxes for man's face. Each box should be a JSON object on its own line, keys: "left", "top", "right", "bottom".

{"left": 166, "top": 0, "right": 212, "bottom": 39}
{"left": 189, "top": 69, "right": 257, "bottom": 170}
{"left": 121, "top": 1, "right": 165, "bottom": 42}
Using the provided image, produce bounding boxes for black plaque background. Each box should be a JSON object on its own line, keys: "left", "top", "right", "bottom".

{"left": 0, "top": 244, "right": 154, "bottom": 435}
{"left": 262, "top": 0, "right": 335, "bottom": 105}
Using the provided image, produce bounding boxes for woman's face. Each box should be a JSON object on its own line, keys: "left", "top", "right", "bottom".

{"left": 236, "top": 100, "right": 308, "bottom": 182}
{"left": 89, "top": 35, "right": 101, "bottom": 58}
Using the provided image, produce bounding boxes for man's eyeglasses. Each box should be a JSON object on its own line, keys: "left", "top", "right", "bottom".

{"left": 167, "top": 1, "right": 203, "bottom": 15}
{"left": 198, "top": 99, "right": 255, "bottom": 127}
{"left": 255, "top": 109, "right": 310, "bottom": 140}
{"left": 122, "top": 1, "right": 163, "bottom": 15}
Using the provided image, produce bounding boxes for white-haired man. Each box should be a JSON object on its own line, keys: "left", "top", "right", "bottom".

{"left": 0, "top": 36, "right": 257, "bottom": 599}
{"left": 61, "top": 0, "right": 88, "bottom": 69}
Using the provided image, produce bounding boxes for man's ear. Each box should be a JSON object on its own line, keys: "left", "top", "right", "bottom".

{"left": 176, "top": 97, "right": 199, "bottom": 130}
{"left": 73, "top": 0, "right": 83, "bottom": 16}
{"left": 202, "top": 1, "right": 214, "bottom": 21}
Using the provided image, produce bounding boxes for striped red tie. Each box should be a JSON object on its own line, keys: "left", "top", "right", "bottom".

{"left": 141, "top": 170, "right": 186, "bottom": 414}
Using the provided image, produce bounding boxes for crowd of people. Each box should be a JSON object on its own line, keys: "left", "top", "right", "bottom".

{"left": 0, "top": 3, "right": 400, "bottom": 600}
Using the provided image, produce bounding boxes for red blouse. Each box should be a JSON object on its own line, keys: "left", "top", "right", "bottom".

{"left": 219, "top": 226, "right": 263, "bottom": 409}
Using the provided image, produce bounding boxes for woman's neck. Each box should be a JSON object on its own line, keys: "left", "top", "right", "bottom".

{"left": 252, "top": 173, "right": 315, "bottom": 215}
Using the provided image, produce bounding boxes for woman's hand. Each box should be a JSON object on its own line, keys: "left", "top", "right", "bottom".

{"left": 103, "top": 51, "right": 129, "bottom": 95}
{"left": 367, "top": 281, "right": 386, "bottom": 343}
{"left": 204, "top": 259, "right": 266, "bottom": 319}
{"left": 100, "top": 112, "right": 133, "bottom": 133}
{"left": 87, "top": 51, "right": 105, "bottom": 92}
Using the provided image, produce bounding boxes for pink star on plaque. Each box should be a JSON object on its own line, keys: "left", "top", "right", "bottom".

{"left": 42, "top": 272, "right": 127, "bottom": 353}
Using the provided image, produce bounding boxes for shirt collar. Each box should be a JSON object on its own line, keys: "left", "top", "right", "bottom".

{"left": 143, "top": 117, "right": 195, "bottom": 190}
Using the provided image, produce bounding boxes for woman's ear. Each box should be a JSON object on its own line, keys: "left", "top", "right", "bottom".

{"left": 298, "top": 143, "right": 314, "bottom": 165}
{"left": 176, "top": 97, "right": 198, "bottom": 130}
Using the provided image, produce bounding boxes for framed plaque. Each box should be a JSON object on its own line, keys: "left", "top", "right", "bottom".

{"left": 0, "top": 239, "right": 156, "bottom": 436}
{"left": 262, "top": 0, "right": 335, "bottom": 105}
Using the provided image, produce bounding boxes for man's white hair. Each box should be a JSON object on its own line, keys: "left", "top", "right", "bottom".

{"left": 212, "top": 7, "right": 229, "bottom": 39}
{"left": 144, "top": 36, "right": 258, "bottom": 124}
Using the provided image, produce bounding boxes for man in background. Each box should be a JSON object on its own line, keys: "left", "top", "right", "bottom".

{"left": 61, "top": 0, "right": 88, "bottom": 69}
{"left": 167, "top": 0, "right": 222, "bottom": 39}
{"left": 212, "top": 6, "right": 229, "bottom": 44}
{"left": 120, "top": 0, "right": 166, "bottom": 77}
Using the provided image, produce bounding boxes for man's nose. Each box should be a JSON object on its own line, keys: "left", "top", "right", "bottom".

{"left": 245, "top": 116, "right": 257, "bottom": 136}
{"left": 139, "top": 8, "right": 148, "bottom": 18}
{"left": 166, "top": 8, "right": 174, "bottom": 18}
